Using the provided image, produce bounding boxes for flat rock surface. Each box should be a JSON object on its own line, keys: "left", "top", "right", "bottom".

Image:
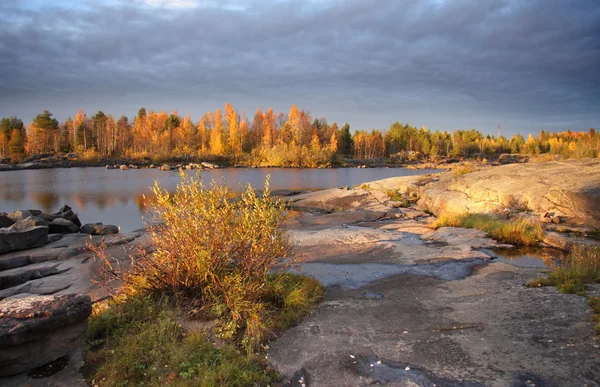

{"left": 270, "top": 183, "right": 600, "bottom": 386}
{"left": 418, "top": 159, "right": 600, "bottom": 227}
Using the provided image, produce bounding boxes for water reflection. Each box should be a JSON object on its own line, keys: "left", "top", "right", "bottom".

{"left": 489, "top": 247, "right": 565, "bottom": 268}
{"left": 31, "top": 192, "right": 59, "bottom": 212}
{"left": 0, "top": 167, "right": 441, "bottom": 231}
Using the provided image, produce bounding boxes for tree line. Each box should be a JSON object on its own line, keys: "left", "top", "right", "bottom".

{"left": 1, "top": 104, "right": 598, "bottom": 166}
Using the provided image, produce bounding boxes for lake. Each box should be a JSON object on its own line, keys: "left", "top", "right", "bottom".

{"left": 0, "top": 167, "right": 441, "bottom": 231}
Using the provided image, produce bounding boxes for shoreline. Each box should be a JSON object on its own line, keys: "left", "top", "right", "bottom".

{"left": 0, "top": 153, "right": 494, "bottom": 173}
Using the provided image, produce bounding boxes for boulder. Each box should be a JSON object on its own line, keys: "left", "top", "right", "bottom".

{"left": 7, "top": 210, "right": 33, "bottom": 222}
{"left": 0, "top": 214, "right": 14, "bottom": 228}
{"left": 159, "top": 164, "right": 173, "bottom": 171}
{"left": 41, "top": 208, "right": 81, "bottom": 228}
{"left": 0, "top": 226, "right": 48, "bottom": 255}
{"left": 10, "top": 216, "right": 50, "bottom": 230}
{"left": 80, "top": 222, "right": 119, "bottom": 235}
{"left": 418, "top": 159, "right": 600, "bottom": 228}
{"left": 201, "top": 162, "right": 218, "bottom": 169}
{"left": 48, "top": 218, "right": 80, "bottom": 234}
{"left": 119, "top": 164, "right": 129, "bottom": 170}
{"left": 0, "top": 294, "right": 92, "bottom": 377}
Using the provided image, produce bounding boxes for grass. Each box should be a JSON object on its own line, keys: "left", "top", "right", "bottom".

{"left": 527, "top": 245, "right": 600, "bottom": 295}
{"left": 432, "top": 212, "right": 544, "bottom": 246}
{"left": 85, "top": 274, "right": 323, "bottom": 386}
{"left": 451, "top": 164, "right": 476, "bottom": 176}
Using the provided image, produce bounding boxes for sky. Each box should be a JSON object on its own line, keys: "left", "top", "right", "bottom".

{"left": 0, "top": 0, "right": 599, "bottom": 136}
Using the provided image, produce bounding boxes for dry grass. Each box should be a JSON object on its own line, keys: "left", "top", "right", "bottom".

{"left": 432, "top": 212, "right": 544, "bottom": 246}
{"left": 528, "top": 245, "right": 600, "bottom": 295}
{"left": 451, "top": 163, "right": 477, "bottom": 176}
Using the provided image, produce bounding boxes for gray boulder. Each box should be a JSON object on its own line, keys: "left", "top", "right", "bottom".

{"left": 0, "top": 226, "right": 48, "bottom": 255}
{"left": 0, "top": 294, "right": 92, "bottom": 377}
{"left": 10, "top": 216, "right": 49, "bottom": 231}
{"left": 48, "top": 218, "right": 80, "bottom": 234}
{"left": 0, "top": 214, "right": 14, "bottom": 228}
{"left": 80, "top": 222, "right": 119, "bottom": 235}
{"left": 41, "top": 208, "right": 81, "bottom": 228}
{"left": 7, "top": 210, "right": 32, "bottom": 222}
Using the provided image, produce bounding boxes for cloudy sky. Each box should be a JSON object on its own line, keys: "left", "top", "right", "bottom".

{"left": 0, "top": 0, "right": 598, "bottom": 136}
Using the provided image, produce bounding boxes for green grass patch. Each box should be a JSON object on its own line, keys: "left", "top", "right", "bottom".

{"left": 86, "top": 273, "right": 323, "bottom": 386}
{"left": 527, "top": 245, "right": 600, "bottom": 295}
{"left": 432, "top": 212, "right": 543, "bottom": 246}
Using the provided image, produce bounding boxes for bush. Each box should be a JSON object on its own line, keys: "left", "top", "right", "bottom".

{"left": 528, "top": 245, "right": 600, "bottom": 295}
{"left": 432, "top": 212, "right": 543, "bottom": 246}
{"left": 94, "top": 173, "right": 324, "bottom": 353}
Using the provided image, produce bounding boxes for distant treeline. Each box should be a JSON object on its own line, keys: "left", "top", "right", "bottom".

{"left": 1, "top": 104, "right": 598, "bottom": 167}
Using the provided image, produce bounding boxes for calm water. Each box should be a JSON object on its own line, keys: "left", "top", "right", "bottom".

{"left": 0, "top": 167, "right": 441, "bottom": 232}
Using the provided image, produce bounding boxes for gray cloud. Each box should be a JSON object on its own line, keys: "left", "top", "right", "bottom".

{"left": 0, "top": 0, "right": 599, "bottom": 134}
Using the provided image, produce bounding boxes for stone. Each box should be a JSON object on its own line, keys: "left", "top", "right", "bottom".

{"left": 201, "top": 161, "right": 218, "bottom": 169}
{"left": 0, "top": 214, "right": 14, "bottom": 228}
{"left": 79, "top": 223, "right": 119, "bottom": 235}
{"left": 48, "top": 219, "right": 80, "bottom": 234}
{"left": 159, "top": 164, "right": 173, "bottom": 171}
{"left": 418, "top": 159, "right": 600, "bottom": 228}
{"left": 60, "top": 210, "right": 82, "bottom": 228}
{"left": 0, "top": 294, "right": 92, "bottom": 377}
{"left": 119, "top": 164, "right": 129, "bottom": 170}
{"left": 7, "top": 210, "right": 33, "bottom": 222}
{"left": 59, "top": 205, "right": 71, "bottom": 213}
{"left": 11, "top": 216, "right": 50, "bottom": 231}
{"left": 0, "top": 226, "right": 48, "bottom": 255}
{"left": 28, "top": 210, "right": 42, "bottom": 216}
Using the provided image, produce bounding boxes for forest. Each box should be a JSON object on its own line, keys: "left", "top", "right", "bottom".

{"left": 1, "top": 104, "right": 598, "bottom": 167}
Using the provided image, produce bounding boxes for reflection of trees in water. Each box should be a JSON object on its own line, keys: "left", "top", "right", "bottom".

{"left": 73, "top": 194, "right": 87, "bottom": 210}
{"left": 73, "top": 192, "right": 138, "bottom": 211}
{"left": 1, "top": 176, "right": 26, "bottom": 204}
{"left": 31, "top": 192, "right": 59, "bottom": 212}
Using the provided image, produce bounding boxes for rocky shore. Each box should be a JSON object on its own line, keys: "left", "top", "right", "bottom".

{"left": 1, "top": 159, "right": 599, "bottom": 386}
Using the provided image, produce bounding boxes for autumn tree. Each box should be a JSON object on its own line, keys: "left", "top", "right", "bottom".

{"left": 0, "top": 117, "right": 24, "bottom": 158}
{"left": 210, "top": 108, "right": 224, "bottom": 155}
{"left": 225, "top": 102, "right": 241, "bottom": 154}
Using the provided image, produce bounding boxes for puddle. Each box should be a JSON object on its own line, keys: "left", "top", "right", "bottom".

{"left": 286, "top": 259, "right": 487, "bottom": 289}
{"left": 483, "top": 248, "right": 565, "bottom": 269}
{"left": 352, "top": 355, "right": 483, "bottom": 386}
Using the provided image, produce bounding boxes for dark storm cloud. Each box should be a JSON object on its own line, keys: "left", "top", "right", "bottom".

{"left": 0, "top": 0, "right": 599, "bottom": 133}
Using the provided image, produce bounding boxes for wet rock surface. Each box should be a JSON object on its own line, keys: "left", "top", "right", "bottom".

{"left": 270, "top": 180, "right": 600, "bottom": 386}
